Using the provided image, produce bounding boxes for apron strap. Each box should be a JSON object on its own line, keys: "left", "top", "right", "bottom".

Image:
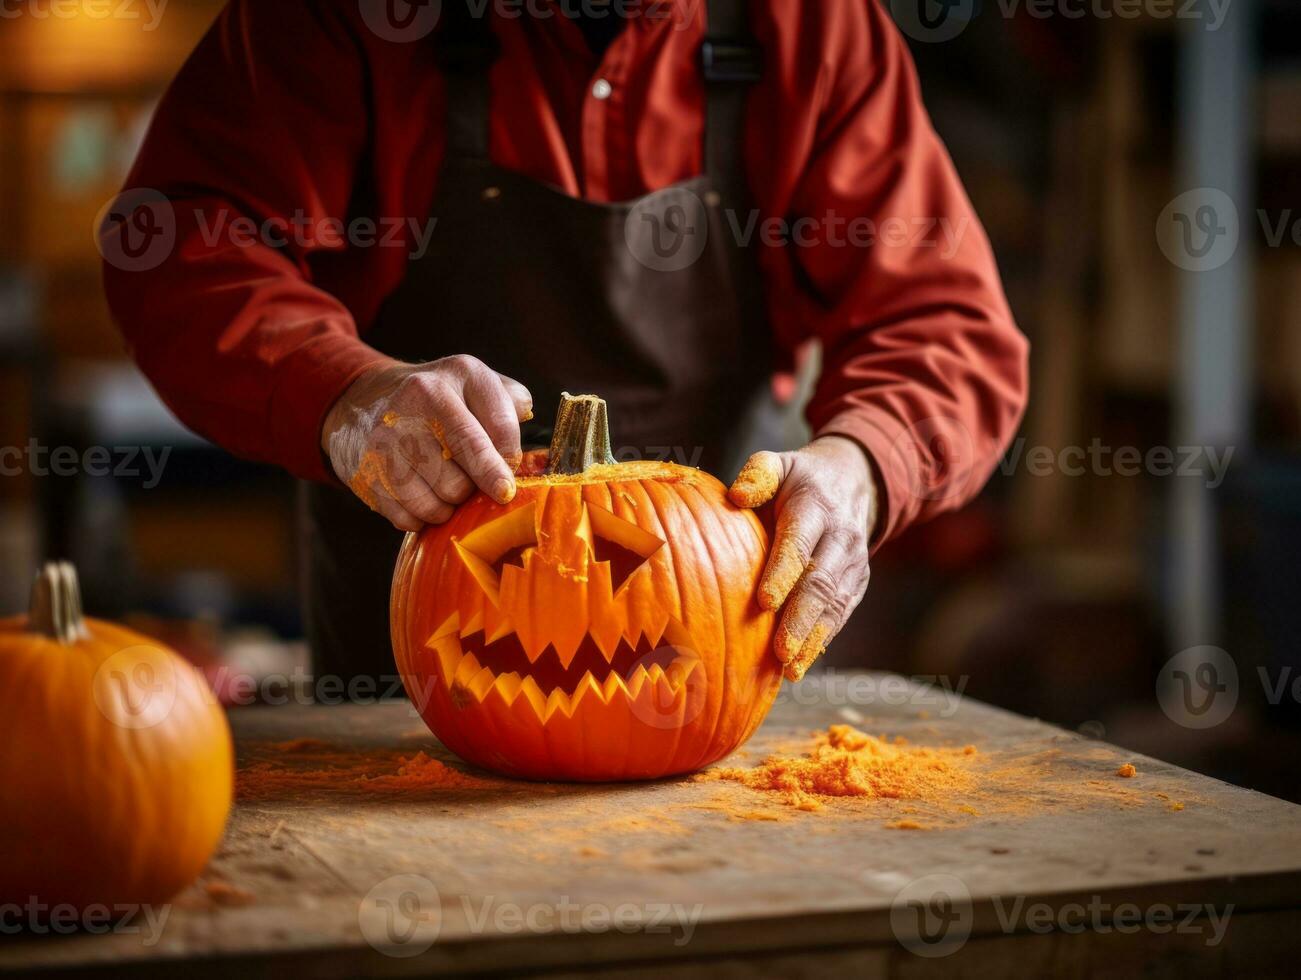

{"left": 702, "top": 0, "right": 761, "bottom": 212}
{"left": 701, "top": 0, "right": 769, "bottom": 376}
{"left": 436, "top": 1, "right": 499, "bottom": 160}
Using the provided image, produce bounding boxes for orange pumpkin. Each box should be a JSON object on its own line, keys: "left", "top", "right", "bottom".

{"left": 392, "top": 394, "right": 781, "bottom": 781}
{"left": 0, "top": 563, "right": 233, "bottom": 910}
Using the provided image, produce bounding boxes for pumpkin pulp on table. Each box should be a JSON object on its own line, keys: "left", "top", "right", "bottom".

{"left": 391, "top": 394, "right": 781, "bottom": 781}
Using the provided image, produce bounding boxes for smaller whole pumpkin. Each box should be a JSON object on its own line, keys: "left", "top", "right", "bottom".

{"left": 0, "top": 563, "right": 233, "bottom": 912}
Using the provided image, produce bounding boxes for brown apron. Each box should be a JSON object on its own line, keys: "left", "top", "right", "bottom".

{"left": 301, "top": 0, "right": 773, "bottom": 684}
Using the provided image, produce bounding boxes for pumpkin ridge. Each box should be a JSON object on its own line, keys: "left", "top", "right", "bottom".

{"left": 639, "top": 478, "right": 695, "bottom": 772}
{"left": 681, "top": 478, "right": 753, "bottom": 770}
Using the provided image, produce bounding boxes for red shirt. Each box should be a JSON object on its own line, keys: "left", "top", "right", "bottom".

{"left": 104, "top": 0, "right": 1028, "bottom": 544}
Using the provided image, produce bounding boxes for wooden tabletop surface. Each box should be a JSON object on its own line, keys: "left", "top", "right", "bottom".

{"left": 5, "top": 673, "right": 1301, "bottom": 978}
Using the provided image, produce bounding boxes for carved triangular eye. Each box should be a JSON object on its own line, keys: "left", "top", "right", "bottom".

{"left": 454, "top": 503, "right": 538, "bottom": 605}
{"left": 586, "top": 503, "right": 663, "bottom": 594}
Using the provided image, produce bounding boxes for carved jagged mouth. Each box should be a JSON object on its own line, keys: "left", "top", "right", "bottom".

{"left": 426, "top": 619, "right": 700, "bottom": 721}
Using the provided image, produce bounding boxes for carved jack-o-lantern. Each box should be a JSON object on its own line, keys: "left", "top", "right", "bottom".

{"left": 391, "top": 394, "right": 780, "bottom": 781}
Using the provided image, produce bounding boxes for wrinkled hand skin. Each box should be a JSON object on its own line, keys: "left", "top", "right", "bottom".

{"left": 322, "top": 355, "right": 533, "bottom": 532}
{"left": 728, "top": 436, "right": 878, "bottom": 682}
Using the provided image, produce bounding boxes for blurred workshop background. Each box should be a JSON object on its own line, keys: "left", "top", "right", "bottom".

{"left": 1, "top": 2, "right": 1298, "bottom": 797}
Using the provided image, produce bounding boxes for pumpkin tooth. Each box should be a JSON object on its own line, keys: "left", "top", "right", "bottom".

{"left": 647, "top": 665, "right": 677, "bottom": 708}
{"left": 432, "top": 637, "right": 463, "bottom": 685}
{"left": 493, "top": 671, "right": 523, "bottom": 705}
{"left": 589, "top": 618, "right": 624, "bottom": 663}
{"left": 458, "top": 609, "right": 485, "bottom": 638}
{"left": 621, "top": 619, "right": 642, "bottom": 650}
{"left": 431, "top": 612, "right": 461, "bottom": 642}
{"left": 569, "top": 672, "right": 603, "bottom": 710}
{"left": 550, "top": 633, "right": 586, "bottom": 672}
{"left": 625, "top": 665, "right": 651, "bottom": 698}
{"left": 468, "top": 666, "right": 496, "bottom": 702}
{"left": 641, "top": 614, "right": 670, "bottom": 651}
{"left": 453, "top": 652, "right": 483, "bottom": 689}
{"left": 485, "top": 616, "right": 516, "bottom": 644}
{"left": 543, "top": 687, "right": 571, "bottom": 722}
{"left": 602, "top": 670, "right": 631, "bottom": 703}
{"left": 518, "top": 675, "right": 547, "bottom": 720}
{"left": 625, "top": 662, "right": 685, "bottom": 727}
{"left": 514, "top": 621, "right": 552, "bottom": 664}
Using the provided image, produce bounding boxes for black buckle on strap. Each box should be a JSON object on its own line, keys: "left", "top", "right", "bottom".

{"left": 701, "top": 39, "right": 762, "bottom": 84}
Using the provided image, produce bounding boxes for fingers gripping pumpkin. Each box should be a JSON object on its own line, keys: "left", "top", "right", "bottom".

{"left": 392, "top": 394, "right": 780, "bottom": 780}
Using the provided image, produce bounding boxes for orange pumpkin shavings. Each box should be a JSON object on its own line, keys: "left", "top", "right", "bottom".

{"left": 238, "top": 743, "right": 497, "bottom": 803}
{"left": 263, "top": 738, "right": 335, "bottom": 753}
{"left": 429, "top": 419, "right": 454, "bottom": 459}
{"left": 731, "top": 810, "right": 783, "bottom": 822}
{"left": 728, "top": 452, "right": 782, "bottom": 508}
{"left": 237, "top": 729, "right": 1199, "bottom": 857}
{"left": 699, "top": 729, "right": 1199, "bottom": 828}
{"left": 784, "top": 623, "right": 830, "bottom": 683}
{"left": 204, "top": 880, "right": 257, "bottom": 907}
{"left": 514, "top": 460, "right": 690, "bottom": 487}
{"left": 760, "top": 552, "right": 805, "bottom": 614}
{"left": 350, "top": 448, "right": 412, "bottom": 507}
{"left": 348, "top": 452, "right": 385, "bottom": 510}
{"left": 1117, "top": 763, "right": 1138, "bottom": 778}
{"left": 704, "top": 724, "right": 977, "bottom": 812}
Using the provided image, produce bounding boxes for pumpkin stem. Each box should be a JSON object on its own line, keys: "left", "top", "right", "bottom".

{"left": 29, "top": 562, "right": 88, "bottom": 644}
{"left": 547, "top": 393, "right": 617, "bottom": 475}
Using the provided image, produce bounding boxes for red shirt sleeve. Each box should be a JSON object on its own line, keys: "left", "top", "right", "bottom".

{"left": 102, "top": 0, "right": 391, "bottom": 482}
{"left": 753, "top": 1, "right": 1030, "bottom": 545}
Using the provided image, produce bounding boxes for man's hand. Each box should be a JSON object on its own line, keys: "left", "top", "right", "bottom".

{"left": 322, "top": 355, "right": 532, "bottom": 531}
{"left": 728, "top": 436, "right": 878, "bottom": 682}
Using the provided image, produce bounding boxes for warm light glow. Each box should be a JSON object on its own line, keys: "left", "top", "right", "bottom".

{"left": 0, "top": 0, "right": 225, "bottom": 93}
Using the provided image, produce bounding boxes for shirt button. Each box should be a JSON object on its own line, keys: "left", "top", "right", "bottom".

{"left": 592, "top": 78, "right": 613, "bottom": 100}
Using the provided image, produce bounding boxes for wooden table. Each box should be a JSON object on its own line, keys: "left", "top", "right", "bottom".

{"left": 5, "top": 673, "right": 1301, "bottom": 977}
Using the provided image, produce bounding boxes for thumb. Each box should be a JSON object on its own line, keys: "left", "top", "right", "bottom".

{"left": 728, "top": 451, "right": 788, "bottom": 509}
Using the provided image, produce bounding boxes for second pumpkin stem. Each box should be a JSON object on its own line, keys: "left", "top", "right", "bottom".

{"left": 30, "top": 561, "right": 88, "bottom": 645}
